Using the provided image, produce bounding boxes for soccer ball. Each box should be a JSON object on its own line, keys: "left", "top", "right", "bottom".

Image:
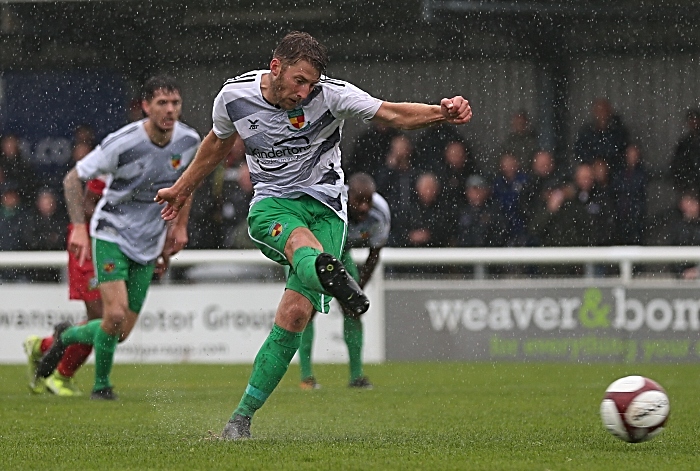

{"left": 600, "top": 375, "right": 670, "bottom": 443}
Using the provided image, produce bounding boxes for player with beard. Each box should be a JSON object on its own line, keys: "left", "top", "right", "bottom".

{"left": 33, "top": 75, "right": 201, "bottom": 400}
{"left": 156, "top": 31, "right": 472, "bottom": 439}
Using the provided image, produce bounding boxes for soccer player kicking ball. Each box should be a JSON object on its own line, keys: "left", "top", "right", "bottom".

{"left": 298, "top": 172, "right": 390, "bottom": 390}
{"left": 155, "top": 31, "right": 472, "bottom": 439}
{"left": 34, "top": 75, "right": 201, "bottom": 400}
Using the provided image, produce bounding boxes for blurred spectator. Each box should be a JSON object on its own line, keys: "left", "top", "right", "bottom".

{"left": 435, "top": 140, "right": 480, "bottom": 205}
{"left": 24, "top": 188, "right": 68, "bottom": 282}
{"left": 669, "top": 192, "right": 700, "bottom": 279}
{"left": 574, "top": 98, "right": 629, "bottom": 174}
{"left": 0, "top": 182, "right": 29, "bottom": 280}
{"left": 0, "top": 133, "right": 38, "bottom": 203}
{"left": 529, "top": 182, "right": 581, "bottom": 246}
{"left": 582, "top": 159, "right": 618, "bottom": 275}
{"left": 345, "top": 122, "right": 399, "bottom": 179}
{"left": 500, "top": 109, "right": 539, "bottom": 167}
{"left": 376, "top": 134, "right": 419, "bottom": 247}
{"left": 413, "top": 122, "right": 469, "bottom": 173}
{"left": 520, "top": 150, "right": 560, "bottom": 229}
{"left": 527, "top": 181, "right": 593, "bottom": 275}
{"left": 221, "top": 163, "right": 255, "bottom": 249}
{"left": 128, "top": 97, "right": 145, "bottom": 122}
{"left": 0, "top": 182, "right": 27, "bottom": 249}
{"left": 407, "top": 172, "right": 452, "bottom": 248}
{"left": 571, "top": 162, "right": 617, "bottom": 247}
{"left": 73, "top": 124, "right": 96, "bottom": 148}
{"left": 492, "top": 152, "right": 528, "bottom": 246}
{"left": 591, "top": 158, "right": 617, "bottom": 245}
{"left": 188, "top": 137, "right": 249, "bottom": 250}
{"left": 592, "top": 158, "right": 612, "bottom": 194}
{"left": 669, "top": 109, "right": 700, "bottom": 195}
{"left": 188, "top": 173, "right": 223, "bottom": 249}
{"left": 72, "top": 142, "right": 93, "bottom": 163}
{"left": 454, "top": 175, "right": 508, "bottom": 248}
{"left": 612, "top": 144, "right": 648, "bottom": 245}
{"left": 25, "top": 188, "right": 67, "bottom": 250}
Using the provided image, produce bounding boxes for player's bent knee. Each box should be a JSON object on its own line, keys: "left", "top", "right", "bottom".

{"left": 276, "top": 296, "right": 314, "bottom": 332}
{"left": 277, "top": 309, "right": 312, "bottom": 332}
{"left": 102, "top": 307, "right": 129, "bottom": 331}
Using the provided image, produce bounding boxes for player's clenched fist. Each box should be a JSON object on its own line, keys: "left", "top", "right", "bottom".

{"left": 440, "top": 96, "right": 472, "bottom": 125}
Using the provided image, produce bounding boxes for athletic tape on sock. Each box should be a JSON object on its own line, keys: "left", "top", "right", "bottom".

{"left": 245, "top": 384, "right": 270, "bottom": 402}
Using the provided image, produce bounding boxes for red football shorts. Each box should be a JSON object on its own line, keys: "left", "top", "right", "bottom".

{"left": 67, "top": 224, "right": 101, "bottom": 302}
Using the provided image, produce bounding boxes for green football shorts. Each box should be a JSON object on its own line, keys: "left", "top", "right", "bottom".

{"left": 247, "top": 195, "right": 347, "bottom": 313}
{"left": 92, "top": 238, "right": 155, "bottom": 314}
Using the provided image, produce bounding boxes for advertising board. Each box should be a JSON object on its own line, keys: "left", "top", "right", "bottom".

{"left": 0, "top": 282, "right": 384, "bottom": 364}
{"left": 385, "top": 280, "right": 700, "bottom": 362}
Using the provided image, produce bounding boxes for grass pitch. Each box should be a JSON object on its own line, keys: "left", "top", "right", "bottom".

{"left": 1, "top": 362, "right": 698, "bottom": 470}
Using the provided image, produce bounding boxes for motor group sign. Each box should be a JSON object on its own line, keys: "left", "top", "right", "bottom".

{"left": 0, "top": 283, "right": 384, "bottom": 364}
{"left": 385, "top": 283, "right": 700, "bottom": 362}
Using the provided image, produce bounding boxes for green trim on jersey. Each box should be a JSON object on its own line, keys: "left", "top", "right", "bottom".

{"left": 92, "top": 238, "right": 155, "bottom": 314}
{"left": 247, "top": 195, "right": 347, "bottom": 313}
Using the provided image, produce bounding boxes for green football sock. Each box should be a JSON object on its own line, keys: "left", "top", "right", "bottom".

{"left": 61, "top": 319, "right": 102, "bottom": 345}
{"left": 93, "top": 327, "right": 119, "bottom": 391}
{"left": 233, "top": 324, "right": 302, "bottom": 419}
{"left": 292, "top": 247, "right": 324, "bottom": 293}
{"left": 344, "top": 315, "right": 364, "bottom": 380}
{"left": 298, "top": 320, "right": 315, "bottom": 380}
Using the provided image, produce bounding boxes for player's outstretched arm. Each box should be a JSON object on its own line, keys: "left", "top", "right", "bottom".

{"left": 372, "top": 96, "right": 472, "bottom": 130}
{"left": 156, "top": 130, "right": 238, "bottom": 220}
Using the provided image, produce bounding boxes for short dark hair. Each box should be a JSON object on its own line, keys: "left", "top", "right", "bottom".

{"left": 273, "top": 31, "right": 328, "bottom": 75}
{"left": 142, "top": 75, "right": 180, "bottom": 102}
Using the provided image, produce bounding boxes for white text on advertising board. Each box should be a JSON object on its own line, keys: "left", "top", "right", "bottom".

{"left": 426, "top": 288, "right": 700, "bottom": 333}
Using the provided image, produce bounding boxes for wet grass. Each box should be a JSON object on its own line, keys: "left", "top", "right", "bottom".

{"left": 0, "top": 362, "right": 698, "bottom": 470}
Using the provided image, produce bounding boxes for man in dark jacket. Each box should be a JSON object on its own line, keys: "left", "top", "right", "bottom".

{"left": 574, "top": 98, "right": 628, "bottom": 174}
{"left": 455, "top": 175, "right": 507, "bottom": 248}
{"left": 670, "top": 109, "right": 700, "bottom": 195}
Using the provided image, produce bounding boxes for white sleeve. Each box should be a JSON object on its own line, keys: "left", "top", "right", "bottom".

{"left": 368, "top": 193, "right": 391, "bottom": 248}
{"left": 212, "top": 90, "right": 237, "bottom": 139}
{"left": 75, "top": 144, "right": 118, "bottom": 181}
{"left": 323, "top": 79, "right": 382, "bottom": 123}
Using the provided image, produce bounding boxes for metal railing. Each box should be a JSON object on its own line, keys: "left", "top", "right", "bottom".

{"left": 1, "top": 246, "right": 699, "bottom": 284}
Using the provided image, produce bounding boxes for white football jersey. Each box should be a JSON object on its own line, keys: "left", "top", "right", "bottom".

{"left": 346, "top": 192, "right": 391, "bottom": 250}
{"left": 76, "top": 119, "right": 201, "bottom": 264}
{"left": 212, "top": 70, "right": 382, "bottom": 222}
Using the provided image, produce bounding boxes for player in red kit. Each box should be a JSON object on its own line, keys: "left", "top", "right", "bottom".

{"left": 24, "top": 176, "right": 105, "bottom": 396}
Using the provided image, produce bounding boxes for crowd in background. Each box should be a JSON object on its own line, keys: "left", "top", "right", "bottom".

{"left": 186, "top": 97, "right": 700, "bottom": 277}
{"left": 3, "top": 97, "right": 700, "bottom": 280}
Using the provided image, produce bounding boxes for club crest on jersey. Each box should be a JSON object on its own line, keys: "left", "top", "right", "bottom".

{"left": 268, "top": 221, "right": 286, "bottom": 240}
{"left": 170, "top": 154, "right": 182, "bottom": 169}
{"left": 287, "top": 108, "right": 306, "bottom": 130}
